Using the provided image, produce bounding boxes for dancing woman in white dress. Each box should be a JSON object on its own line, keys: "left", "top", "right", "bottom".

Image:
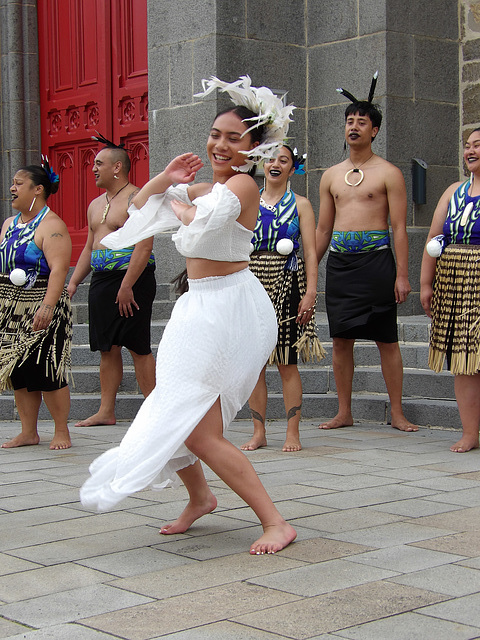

{"left": 80, "top": 77, "right": 297, "bottom": 554}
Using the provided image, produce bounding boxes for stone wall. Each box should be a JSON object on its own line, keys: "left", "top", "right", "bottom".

{"left": 146, "top": 0, "right": 460, "bottom": 313}
{"left": 0, "top": 0, "right": 40, "bottom": 220}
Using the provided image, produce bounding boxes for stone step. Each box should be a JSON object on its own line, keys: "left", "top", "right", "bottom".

{"left": 0, "top": 392, "right": 460, "bottom": 429}
{"left": 68, "top": 338, "right": 432, "bottom": 369}
{"left": 62, "top": 363, "right": 454, "bottom": 400}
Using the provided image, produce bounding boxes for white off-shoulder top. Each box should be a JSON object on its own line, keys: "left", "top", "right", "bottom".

{"left": 101, "top": 183, "right": 253, "bottom": 262}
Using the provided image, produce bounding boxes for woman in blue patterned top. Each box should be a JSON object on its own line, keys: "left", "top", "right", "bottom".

{"left": 242, "top": 146, "right": 324, "bottom": 453}
{"left": 0, "top": 161, "right": 72, "bottom": 450}
{"left": 421, "top": 128, "right": 480, "bottom": 453}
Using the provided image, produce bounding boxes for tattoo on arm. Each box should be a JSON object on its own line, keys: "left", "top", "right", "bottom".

{"left": 127, "top": 188, "right": 140, "bottom": 207}
{"left": 250, "top": 409, "right": 265, "bottom": 425}
{"left": 50, "top": 232, "right": 63, "bottom": 238}
{"left": 287, "top": 404, "right": 302, "bottom": 420}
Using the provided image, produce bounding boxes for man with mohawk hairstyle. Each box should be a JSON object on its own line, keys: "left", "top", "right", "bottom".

{"left": 67, "top": 133, "right": 156, "bottom": 427}
{"left": 316, "top": 72, "right": 417, "bottom": 433}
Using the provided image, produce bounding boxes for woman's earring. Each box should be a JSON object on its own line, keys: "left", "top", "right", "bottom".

{"left": 114, "top": 174, "right": 119, "bottom": 180}
{"left": 286, "top": 179, "right": 291, "bottom": 193}
{"left": 29, "top": 196, "right": 37, "bottom": 212}
{"left": 263, "top": 176, "right": 266, "bottom": 191}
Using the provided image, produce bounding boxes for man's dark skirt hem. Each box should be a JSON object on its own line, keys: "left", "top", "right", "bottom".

{"left": 326, "top": 248, "right": 398, "bottom": 343}
{"left": 88, "top": 265, "right": 155, "bottom": 354}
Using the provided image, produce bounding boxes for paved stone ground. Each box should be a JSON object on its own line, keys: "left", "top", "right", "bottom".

{"left": 1, "top": 418, "right": 480, "bottom": 640}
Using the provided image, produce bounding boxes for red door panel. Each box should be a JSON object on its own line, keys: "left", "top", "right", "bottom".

{"left": 37, "top": 0, "right": 148, "bottom": 264}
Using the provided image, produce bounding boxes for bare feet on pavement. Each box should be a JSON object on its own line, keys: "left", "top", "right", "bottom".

{"left": 318, "top": 413, "right": 354, "bottom": 430}
{"left": 250, "top": 521, "right": 297, "bottom": 555}
{"left": 450, "top": 437, "right": 479, "bottom": 453}
{"left": 283, "top": 437, "right": 302, "bottom": 452}
{"left": 1, "top": 433, "right": 40, "bottom": 448}
{"left": 75, "top": 412, "right": 116, "bottom": 427}
{"left": 241, "top": 436, "right": 267, "bottom": 451}
{"left": 50, "top": 432, "right": 72, "bottom": 450}
{"left": 160, "top": 493, "right": 217, "bottom": 535}
{"left": 391, "top": 416, "right": 418, "bottom": 432}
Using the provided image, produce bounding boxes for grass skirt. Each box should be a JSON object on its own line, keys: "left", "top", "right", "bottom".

{"left": 0, "top": 274, "right": 72, "bottom": 390}
{"left": 249, "top": 252, "right": 325, "bottom": 365}
{"left": 429, "top": 244, "right": 480, "bottom": 374}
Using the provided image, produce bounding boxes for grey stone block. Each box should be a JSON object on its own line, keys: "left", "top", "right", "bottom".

{"left": 308, "top": 36, "right": 386, "bottom": 109}
{"left": 170, "top": 41, "right": 194, "bottom": 107}
{"left": 147, "top": 46, "right": 170, "bottom": 110}
{"left": 385, "top": 32, "right": 414, "bottom": 98}
{"left": 193, "top": 35, "right": 217, "bottom": 96}
{"left": 359, "top": 0, "right": 387, "bottom": 35}
{"left": 414, "top": 39, "right": 458, "bottom": 103}
{"left": 215, "top": 36, "right": 307, "bottom": 109}
{"left": 400, "top": 398, "right": 461, "bottom": 429}
{"left": 308, "top": 105, "right": 348, "bottom": 171}
{"left": 307, "top": 0, "right": 358, "bottom": 45}
{"left": 385, "top": 0, "right": 458, "bottom": 39}
{"left": 147, "top": 0, "right": 216, "bottom": 47}
{"left": 247, "top": 1, "right": 306, "bottom": 45}
{"left": 463, "top": 37, "right": 480, "bottom": 62}
{"left": 217, "top": 0, "right": 245, "bottom": 37}
{"left": 413, "top": 100, "right": 459, "bottom": 166}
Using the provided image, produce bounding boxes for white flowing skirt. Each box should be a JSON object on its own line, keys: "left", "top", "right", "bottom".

{"left": 80, "top": 268, "right": 277, "bottom": 511}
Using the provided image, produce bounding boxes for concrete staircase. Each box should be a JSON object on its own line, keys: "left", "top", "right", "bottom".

{"left": 0, "top": 282, "right": 461, "bottom": 430}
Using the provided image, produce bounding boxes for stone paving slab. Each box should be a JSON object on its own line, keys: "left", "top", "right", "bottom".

{"left": 0, "top": 419, "right": 479, "bottom": 639}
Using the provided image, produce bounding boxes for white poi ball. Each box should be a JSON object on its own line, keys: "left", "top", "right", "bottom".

{"left": 426, "top": 238, "right": 443, "bottom": 258}
{"left": 249, "top": 242, "right": 255, "bottom": 255}
{"left": 276, "top": 238, "right": 294, "bottom": 255}
{"left": 9, "top": 268, "right": 27, "bottom": 286}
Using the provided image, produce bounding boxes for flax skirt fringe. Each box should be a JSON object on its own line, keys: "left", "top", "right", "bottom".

{"left": 429, "top": 244, "right": 480, "bottom": 375}
{"left": 249, "top": 252, "right": 325, "bottom": 365}
{"left": 0, "top": 274, "right": 72, "bottom": 390}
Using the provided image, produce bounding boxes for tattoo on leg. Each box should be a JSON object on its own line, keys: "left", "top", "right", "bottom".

{"left": 250, "top": 409, "right": 265, "bottom": 425}
{"left": 287, "top": 404, "right": 302, "bottom": 421}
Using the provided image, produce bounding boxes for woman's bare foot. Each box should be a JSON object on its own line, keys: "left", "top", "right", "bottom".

{"left": 450, "top": 437, "right": 479, "bottom": 453}
{"left": 241, "top": 436, "right": 267, "bottom": 451}
{"left": 318, "top": 413, "right": 354, "bottom": 430}
{"left": 50, "top": 431, "right": 72, "bottom": 450}
{"left": 160, "top": 493, "right": 217, "bottom": 535}
{"left": 250, "top": 521, "right": 297, "bottom": 555}
{"left": 75, "top": 412, "right": 116, "bottom": 427}
{"left": 1, "top": 433, "right": 40, "bottom": 448}
{"left": 391, "top": 415, "right": 418, "bottom": 432}
{"left": 282, "top": 437, "right": 302, "bottom": 452}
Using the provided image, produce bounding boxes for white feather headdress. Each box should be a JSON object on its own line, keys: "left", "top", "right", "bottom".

{"left": 194, "top": 75, "right": 296, "bottom": 173}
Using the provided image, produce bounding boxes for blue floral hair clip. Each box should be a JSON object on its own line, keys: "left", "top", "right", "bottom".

{"left": 293, "top": 147, "right": 306, "bottom": 175}
{"left": 41, "top": 155, "right": 59, "bottom": 184}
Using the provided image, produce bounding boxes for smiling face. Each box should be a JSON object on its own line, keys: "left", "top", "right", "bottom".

{"left": 264, "top": 146, "right": 295, "bottom": 187}
{"left": 10, "top": 170, "right": 41, "bottom": 213}
{"left": 206, "top": 111, "right": 258, "bottom": 180}
{"left": 464, "top": 130, "right": 480, "bottom": 174}
{"left": 345, "top": 111, "right": 378, "bottom": 148}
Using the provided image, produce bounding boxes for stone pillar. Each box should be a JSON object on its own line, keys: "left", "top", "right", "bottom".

{"left": 0, "top": 0, "right": 41, "bottom": 222}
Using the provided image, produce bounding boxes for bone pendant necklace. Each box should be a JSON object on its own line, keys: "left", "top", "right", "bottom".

{"left": 101, "top": 182, "right": 129, "bottom": 223}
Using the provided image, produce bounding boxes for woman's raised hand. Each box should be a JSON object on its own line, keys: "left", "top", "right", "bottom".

{"left": 164, "top": 153, "right": 204, "bottom": 184}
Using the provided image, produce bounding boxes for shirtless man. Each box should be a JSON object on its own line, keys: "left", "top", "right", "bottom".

{"left": 316, "top": 93, "right": 417, "bottom": 432}
{"left": 67, "top": 142, "right": 156, "bottom": 426}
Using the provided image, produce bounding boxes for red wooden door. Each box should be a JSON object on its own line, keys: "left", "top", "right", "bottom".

{"left": 37, "top": 0, "right": 149, "bottom": 263}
